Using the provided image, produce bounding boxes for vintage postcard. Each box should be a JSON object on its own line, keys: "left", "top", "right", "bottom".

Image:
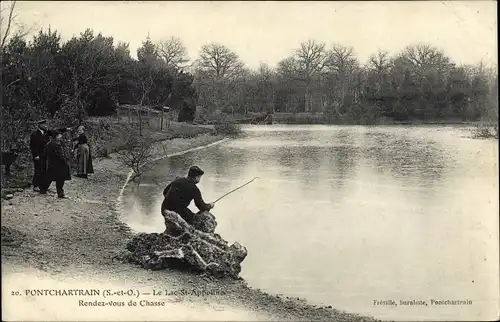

{"left": 1, "top": 1, "right": 498, "bottom": 321}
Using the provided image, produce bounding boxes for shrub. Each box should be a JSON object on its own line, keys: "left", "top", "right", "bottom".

{"left": 1, "top": 101, "right": 45, "bottom": 152}
{"left": 115, "top": 130, "right": 156, "bottom": 180}
{"left": 83, "top": 118, "right": 116, "bottom": 158}
{"left": 53, "top": 97, "right": 86, "bottom": 127}
{"left": 83, "top": 117, "right": 141, "bottom": 158}
{"left": 472, "top": 124, "right": 499, "bottom": 139}
{"left": 214, "top": 120, "right": 242, "bottom": 136}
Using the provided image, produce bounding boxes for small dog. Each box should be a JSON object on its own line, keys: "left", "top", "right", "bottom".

{"left": 1, "top": 148, "right": 21, "bottom": 176}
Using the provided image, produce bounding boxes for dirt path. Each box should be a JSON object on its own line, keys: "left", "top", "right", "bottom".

{"left": 1, "top": 134, "right": 378, "bottom": 321}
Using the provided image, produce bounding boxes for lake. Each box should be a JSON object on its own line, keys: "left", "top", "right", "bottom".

{"left": 120, "top": 125, "right": 499, "bottom": 321}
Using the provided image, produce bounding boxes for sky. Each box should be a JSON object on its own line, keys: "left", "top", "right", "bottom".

{"left": 5, "top": 1, "right": 498, "bottom": 69}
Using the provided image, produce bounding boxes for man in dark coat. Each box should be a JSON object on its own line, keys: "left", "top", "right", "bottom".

{"left": 161, "top": 166, "right": 214, "bottom": 225}
{"left": 29, "top": 120, "right": 50, "bottom": 191}
{"left": 40, "top": 130, "right": 72, "bottom": 198}
{"left": 29, "top": 120, "right": 70, "bottom": 192}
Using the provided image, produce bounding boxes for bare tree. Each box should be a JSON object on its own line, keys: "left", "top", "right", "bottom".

{"left": 115, "top": 130, "right": 156, "bottom": 180}
{"left": 130, "top": 63, "right": 159, "bottom": 135}
{"left": 0, "top": 1, "right": 32, "bottom": 51}
{"left": 277, "top": 56, "right": 299, "bottom": 78}
{"left": 399, "top": 43, "right": 454, "bottom": 77}
{"left": 254, "top": 63, "right": 276, "bottom": 113}
{"left": 157, "top": 36, "right": 189, "bottom": 70}
{"left": 295, "top": 40, "right": 327, "bottom": 78}
{"left": 326, "top": 44, "right": 358, "bottom": 74}
{"left": 133, "top": 67, "right": 156, "bottom": 107}
{"left": 256, "top": 63, "right": 273, "bottom": 83}
{"left": 195, "top": 43, "right": 246, "bottom": 112}
{"left": 368, "top": 50, "right": 391, "bottom": 74}
{"left": 197, "top": 43, "right": 245, "bottom": 81}
{"left": 295, "top": 40, "right": 327, "bottom": 111}
{"left": 0, "top": 1, "right": 31, "bottom": 103}
{"left": 366, "top": 50, "right": 392, "bottom": 96}
{"left": 275, "top": 57, "right": 302, "bottom": 113}
{"left": 325, "top": 44, "right": 360, "bottom": 107}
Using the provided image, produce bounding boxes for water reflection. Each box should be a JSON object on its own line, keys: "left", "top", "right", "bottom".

{"left": 120, "top": 125, "right": 499, "bottom": 321}
{"left": 363, "top": 134, "right": 446, "bottom": 182}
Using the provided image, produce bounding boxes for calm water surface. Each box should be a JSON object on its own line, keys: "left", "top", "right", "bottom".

{"left": 121, "top": 125, "right": 499, "bottom": 321}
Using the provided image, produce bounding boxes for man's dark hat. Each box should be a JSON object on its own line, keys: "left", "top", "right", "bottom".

{"left": 188, "top": 166, "right": 204, "bottom": 177}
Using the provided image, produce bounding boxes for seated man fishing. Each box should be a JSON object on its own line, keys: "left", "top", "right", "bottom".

{"left": 161, "top": 166, "right": 214, "bottom": 225}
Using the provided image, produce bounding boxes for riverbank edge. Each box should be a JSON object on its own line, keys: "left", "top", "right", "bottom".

{"left": 1, "top": 132, "right": 378, "bottom": 321}
{"left": 116, "top": 136, "right": 230, "bottom": 210}
{"left": 114, "top": 133, "right": 377, "bottom": 321}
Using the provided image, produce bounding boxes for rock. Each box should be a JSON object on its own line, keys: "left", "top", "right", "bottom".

{"left": 5, "top": 194, "right": 14, "bottom": 200}
{"left": 126, "top": 210, "right": 247, "bottom": 279}
{"left": 192, "top": 211, "right": 217, "bottom": 233}
{"left": 229, "top": 242, "right": 247, "bottom": 261}
{"left": 16, "top": 188, "right": 23, "bottom": 192}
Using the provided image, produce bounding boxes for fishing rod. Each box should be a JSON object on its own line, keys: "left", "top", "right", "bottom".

{"left": 212, "top": 177, "right": 259, "bottom": 204}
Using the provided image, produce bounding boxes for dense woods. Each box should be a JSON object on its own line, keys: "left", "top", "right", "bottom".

{"left": 194, "top": 40, "right": 497, "bottom": 125}
{"left": 1, "top": 28, "right": 197, "bottom": 149}
{"left": 1, "top": 1, "right": 498, "bottom": 150}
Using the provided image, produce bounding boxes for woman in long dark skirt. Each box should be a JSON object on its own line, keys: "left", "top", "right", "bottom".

{"left": 42, "top": 130, "right": 72, "bottom": 198}
{"left": 72, "top": 126, "right": 94, "bottom": 178}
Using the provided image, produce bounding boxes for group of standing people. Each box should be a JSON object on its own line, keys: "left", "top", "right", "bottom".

{"left": 29, "top": 119, "right": 94, "bottom": 198}
{"left": 28, "top": 119, "right": 214, "bottom": 227}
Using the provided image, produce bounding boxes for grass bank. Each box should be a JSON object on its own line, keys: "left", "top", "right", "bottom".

{"left": 471, "top": 123, "right": 499, "bottom": 139}
{"left": 1, "top": 119, "right": 377, "bottom": 321}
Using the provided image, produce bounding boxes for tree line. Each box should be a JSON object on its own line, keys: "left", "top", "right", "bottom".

{"left": 1, "top": 28, "right": 199, "bottom": 147}
{"left": 194, "top": 40, "right": 498, "bottom": 125}
{"left": 1, "top": 3, "right": 498, "bottom": 149}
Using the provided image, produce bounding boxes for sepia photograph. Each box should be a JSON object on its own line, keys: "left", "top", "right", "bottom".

{"left": 1, "top": 1, "right": 498, "bottom": 321}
